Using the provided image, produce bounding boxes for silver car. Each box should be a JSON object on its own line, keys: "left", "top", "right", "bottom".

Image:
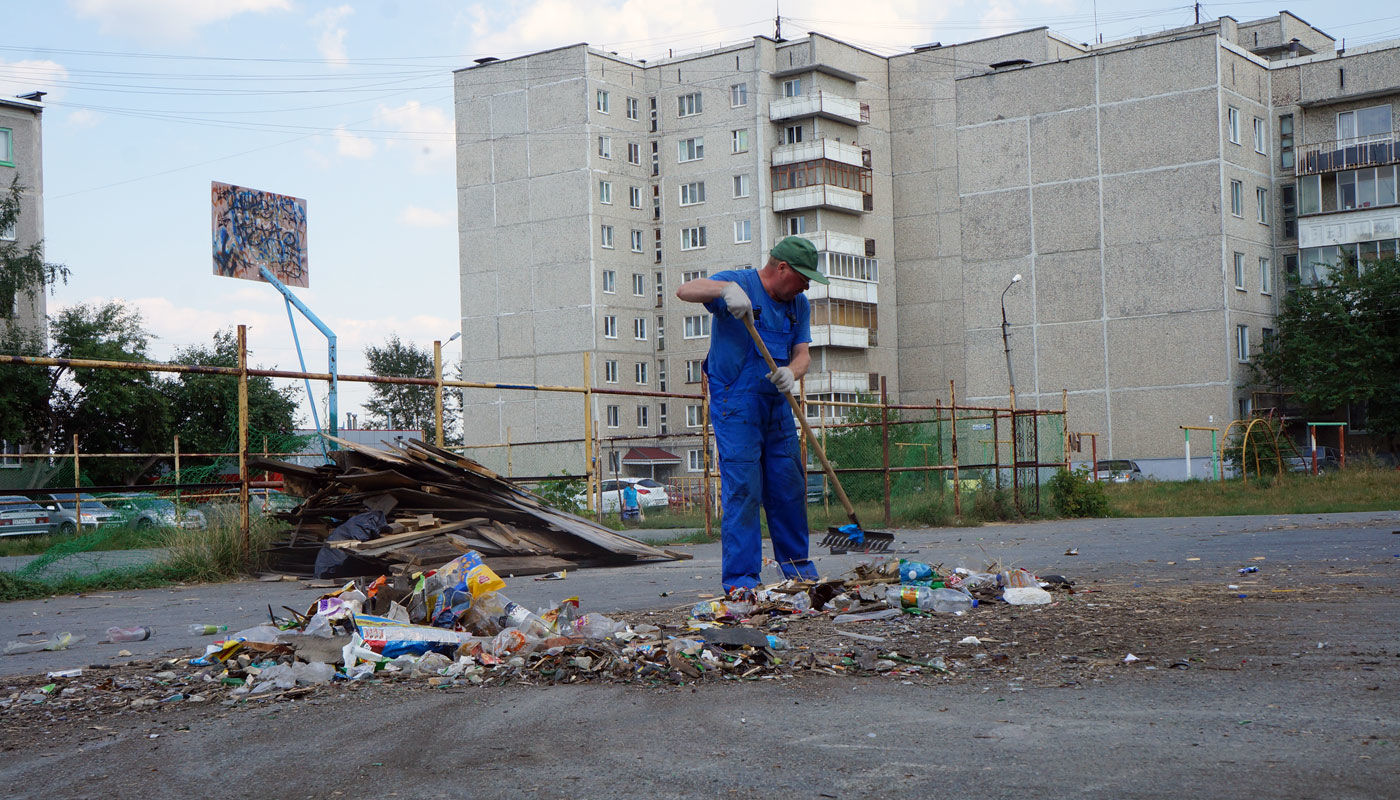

{"left": 0, "top": 495, "right": 55, "bottom": 537}
{"left": 36, "top": 492, "right": 125, "bottom": 534}
{"left": 103, "top": 492, "right": 208, "bottom": 530}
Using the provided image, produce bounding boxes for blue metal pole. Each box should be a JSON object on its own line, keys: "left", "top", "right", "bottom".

{"left": 259, "top": 267, "right": 338, "bottom": 447}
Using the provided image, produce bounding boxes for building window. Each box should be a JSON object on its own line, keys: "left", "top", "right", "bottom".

{"left": 1230, "top": 180, "right": 1243, "bottom": 217}
{"left": 1337, "top": 104, "right": 1393, "bottom": 142}
{"left": 678, "top": 137, "right": 704, "bottom": 162}
{"left": 1281, "top": 184, "right": 1297, "bottom": 239}
{"left": 635, "top": 362, "right": 648, "bottom": 385}
{"left": 596, "top": 90, "right": 610, "bottom": 113}
{"left": 687, "top": 449, "right": 703, "bottom": 471}
{"left": 1337, "top": 166, "right": 1398, "bottom": 210}
{"left": 732, "top": 129, "right": 749, "bottom": 154}
{"left": 1262, "top": 327, "right": 1275, "bottom": 347}
{"left": 1279, "top": 114, "right": 1294, "bottom": 169}
{"left": 786, "top": 215, "right": 806, "bottom": 235}
{"left": 632, "top": 273, "right": 645, "bottom": 296}
{"left": 0, "top": 218, "right": 14, "bottom": 241}
{"left": 1227, "top": 106, "right": 1240, "bottom": 144}
{"left": 651, "top": 141, "right": 660, "bottom": 176}
{"left": 784, "top": 125, "right": 803, "bottom": 145}
{"left": 1256, "top": 187, "right": 1269, "bottom": 224}
{"left": 600, "top": 225, "right": 614, "bottom": 248}
{"left": 679, "top": 181, "right": 706, "bottom": 206}
{"left": 598, "top": 136, "right": 611, "bottom": 159}
{"left": 1, "top": 440, "right": 19, "bottom": 468}
{"left": 626, "top": 97, "right": 639, "bottom": 120}
{"left": 1236, "top": 324, "right": 1249, "bottom": 362}
{"left": 681, "top": 226, "right": 707, "bottom": 250}
{"left": 607, "top": 450, "right": 621, "bottom": 473}
{"left": 686, "top": 405, "right": 702, "bottom": 427}
{"left": 1238, "top": 396, "right": 1251, "bottom": 420}
{"left": 682, "top": 270, "right": 708, "bottom": 282}
{"left": 1299, "top": 174, "right": 1321, "bottom": 215}
{"left": 630, "top": 229, "right": 643, "bottom": 252}
{"left": 1259, "top": 257, "right": 1272, "bottom": 295}
{"left": 606, "top": 405, "right": 620, "bottom": 427}
{"left": 683, "top": 315, "right": 711, "bottom": 338}
{"left": 1253, "top": 117, "right": 1267, "bottom": 154}
{"left": 627, "top": 142, "right": 640, "bottom": 165}
{"left": 636, "top": 405, "right": 649, "bottom": 428}
{"left": 603, "top": 315, "right": 617, "bottom": 338}
{"left": 1284, "top": 253, "right": 1299, "bottom": 283}
{"left": 733, "top": 174, "right": 750, "bottom": 198}
{"left": 0, "top": 128, "right": 11, "bottom": 167}
{"left": 629, "top": 186, "right": 642, "bottom": 209}
{"left": 686, "top": 359, "right": 704, "bottom": 382}
{"left": 783, "top": 78, "right": 802, "bottom": 97}
{"left": 1233, "top": 252, "right": 1245, "bottom": 290}
{"left": 599, "top": 180, "right": 612, "bottom": 204}
{"left": 734, "top": 219, "right": 751, "bottom": 243}
{"left": 604, "top": 360, "right": 618, "bottom": 383}
{"left": 677, "top": 92, "right": 702, "bottom": 117}
{"left": 730, "top": 83, "right": 748, "bottom": 107}
{"left": 602, "top": 269, "right": 616, "bottom": 293}
{"left": 634, "top": 317, "right": 647, "bottom": 340}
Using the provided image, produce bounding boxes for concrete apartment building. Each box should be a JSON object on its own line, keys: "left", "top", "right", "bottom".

{"left": 0, "top": 94, "right": 45, "bottom": 334}
{"left": 454, "top": 12, "right": 1399, "bottom": 477}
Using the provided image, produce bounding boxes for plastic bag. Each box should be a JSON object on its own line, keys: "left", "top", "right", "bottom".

{"left": 899, "top": 559, "right": 937, "bottom": 586}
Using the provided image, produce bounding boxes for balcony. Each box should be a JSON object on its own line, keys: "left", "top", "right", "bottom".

{"left": 774, "top": 184, "right": 867, "bottom": 214}
{"left": 797, "top": 230, "right": 867, "bottom": 257}
{"left": 806, "top": 277, "right": 878, "bottom": 303}
{"left": 801, "top": 370, "right": 872, "bottom": 395}
{"left": 810, "top": 324, "right": 872, "bottom": 349}
{"left": 772, "top": 139, "right": 866, "bottom": 169}
{"left": 1296, "top": 132, "right": 1399, "bottom": 176}
{"left": 769, "top": 91, "right": 869, "bottom": 126}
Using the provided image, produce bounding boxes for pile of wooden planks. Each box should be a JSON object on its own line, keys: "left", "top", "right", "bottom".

{"left": 254, "top": 436, "right": 685, "bottom": 577}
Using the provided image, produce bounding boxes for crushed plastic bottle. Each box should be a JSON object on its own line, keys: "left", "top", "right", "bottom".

{"left": 884, "top": 586, "right": 976, "bottom": 613}
{"left": 107, "top": 625, "right": 152, "bottom": 642}
{"left": 188, "top": 624, "right": 229, "bottom": 636}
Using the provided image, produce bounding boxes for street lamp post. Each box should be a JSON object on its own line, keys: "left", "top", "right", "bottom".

{"left": 434, "top": 332, "right": 462, "bottom": 448}
{"left": 1000, "top": 274, "right": 1023, "bottom": 400}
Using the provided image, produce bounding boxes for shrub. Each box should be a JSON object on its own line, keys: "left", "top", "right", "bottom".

{"left": 1047, "top": 466, "right": 1109, "bottom": 517}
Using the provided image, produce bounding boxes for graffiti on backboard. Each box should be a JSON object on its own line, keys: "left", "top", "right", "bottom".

{"left": 211, "top": 181, "right": 309, "bottom": 288}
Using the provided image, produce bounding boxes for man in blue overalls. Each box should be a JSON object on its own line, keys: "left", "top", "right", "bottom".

{"left": 675, "top": 237, "right": 829, "bottom": 594}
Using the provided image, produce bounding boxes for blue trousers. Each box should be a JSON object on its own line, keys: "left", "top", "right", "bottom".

{"left": 711, "top": 386, "right": 818, "bottom": 590}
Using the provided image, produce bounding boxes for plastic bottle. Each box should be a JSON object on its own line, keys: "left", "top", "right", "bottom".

{"left": 107, "top": 625, "right": 152, "bottom": 642}
{"left": 500, "top": 602, "right": 551, "bottom": 639}
{"left": 188, "top": 624, "right": 229, "bottom": 636}
{"left": 884, "top": 586, "right": 976, "bottom": 613}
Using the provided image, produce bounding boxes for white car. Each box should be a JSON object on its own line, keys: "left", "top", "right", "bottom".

{"left": 103, "top": 493, "right": 208, "bottom": 530}
{"left": 574, "top": 478, "right": 670, "bottom": 512}
{"left": 37, "top": 493, "right": 125, "bottom": 534}
{"left": 0, "top": 495, "right": 54, "bottom": 537}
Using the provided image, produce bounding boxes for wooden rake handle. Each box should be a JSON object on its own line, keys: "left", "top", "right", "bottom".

{"left": 739, "top": 314, "right": 861, "bottom": 528}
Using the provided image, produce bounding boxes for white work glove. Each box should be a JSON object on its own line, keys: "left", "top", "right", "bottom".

{"left": 767, "top": 366, "right": 795, "bottom": 394}
{"left": 720, "top": 282, "right": 753, "bottom": 321}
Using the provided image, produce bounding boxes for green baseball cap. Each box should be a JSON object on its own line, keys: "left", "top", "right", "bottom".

{"left": 770, "top": 236, "right": 828, "bottom": 284}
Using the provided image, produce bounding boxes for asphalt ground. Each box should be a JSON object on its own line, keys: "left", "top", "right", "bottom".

{"left": 2, "top": 511, "right": 1397, "bottom": 798}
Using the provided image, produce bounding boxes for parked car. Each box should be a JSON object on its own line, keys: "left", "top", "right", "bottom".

{"left": 806, "top": 474, "right": 828, "bottom": 503}
{"left": 1094, "top": 460, "right": 1144, "bottom": 483}
{"left": 102, "top": 492, "right": 207, "bottom": 530}
{"left": 35, "top": 492, "right": 125, "bottom": 533}
{"left": 1286, "top": 447, "right": 1342, "bottom": 474}
{"left": 573, "top": 478, "right": 670, "bottom": 513}
{"left": 0, "top": 495, "right": 54, "bottom": 537}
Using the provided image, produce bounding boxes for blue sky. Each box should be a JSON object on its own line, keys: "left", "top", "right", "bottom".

{"left": 4, "top": 0, "right": 1397, "bottom": 425}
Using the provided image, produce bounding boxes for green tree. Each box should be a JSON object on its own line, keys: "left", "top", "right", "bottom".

{"left": 820, "top": 392, "right": 899, "bottom": 502}
{"left": 1252, "top": 256, "right": 1400, "bottom": 445}
{"left": 0, "top": 177, "right": 69, "bottom": 322}
{"left": 48, "top": 302, "right": 171, "bottom": 484}
{"left": 0, "top": 323, "right": 49, "bottom": 450}
{"left": 362, "top": 334, "right": 461, "bottom": 445}
{"left": 164, "top": 329, "right": 300, "bottom": 455}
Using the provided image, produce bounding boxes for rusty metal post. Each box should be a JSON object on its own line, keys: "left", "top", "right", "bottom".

{"left": 237, "top": 325, "right": 250, "bottom": 555}
{"left": 72, "top": 434, "right": 81, "bottom": 528}
{"left": 701, "top": 375, "right": 713, "bottom": 541}
{"left": 880, "top": 376, "right": 891, "bottom": 525}
{"left": 582, "top": 352, "right": 594, "bottom": 515}
{"left": 433, "top": 340, "right": 445, "bottom": 448}
{"left": 173, "top": 434, "right": 182, "bottom": 514}
{"left": 1009, "top": 386, "right": 1020, "bottom": 513}
{"left": 949, "top": 380, "right": 960, "bottom": 518}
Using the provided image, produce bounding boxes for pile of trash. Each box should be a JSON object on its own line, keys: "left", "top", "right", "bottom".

{"left": 2, "top": 555, "right": 1080, "bottom": 721}
{"left": 170, "top": 555, "right": 1074, "bottom": 695}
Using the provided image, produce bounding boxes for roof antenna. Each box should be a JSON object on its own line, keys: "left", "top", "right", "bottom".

{"left": 774, "top": 0, "right": 782, "bottom": 41}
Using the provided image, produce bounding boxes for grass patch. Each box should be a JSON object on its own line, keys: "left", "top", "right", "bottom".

{"left": 0, "top": 525, "right": 168, "bottom": 558}
{"left": 157, "top": 517, "right": 283, "bottom": 583}
{"left": 0, "top": 563, "right": 201, "bottom": 602}
{"left": 1102, "top": 466, "right": 1400, "bottom": 517}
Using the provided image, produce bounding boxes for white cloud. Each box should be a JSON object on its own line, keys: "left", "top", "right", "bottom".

{"left": 331, "top": 126, "right": 375, "bottom": 159}
{"left": 67, "top": 109, "right": 102, "bottom": 128}
{"left": 0, "top": 59, "right": 69, "bottom": 101}
{"left": 398, "top": 206, "right": 454, "bottom": 228}
{"left": 310, "top": 4, "right": 355, "bottom": 66}
{"left": 373, "top": 101, "right": 454, "bottom": 173}
{"left": 69, "top": 0, "right": 292, "bottom": 42}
